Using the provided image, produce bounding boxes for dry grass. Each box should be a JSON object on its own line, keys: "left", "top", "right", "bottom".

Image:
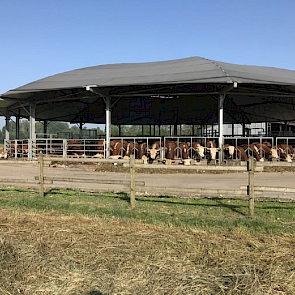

{"left": 0, "top": 208, "right": 294, "bottom": 295}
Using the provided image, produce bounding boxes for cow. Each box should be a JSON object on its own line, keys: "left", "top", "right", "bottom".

{"left": 164, "top": 141, "right": 177, "bottom": 164}
{"left": 206, "top": 140, "right": 217, "bottom": 148}
{"left": 192, "top": 142, "right": 206, "bottom": 161}
{"left": 252, "top": 142, "right": 279, "bottom": 161}
{"left": 146, "top": 141, "right": 161, "bottom": 162}
{"left": 242, "top": 143, "right": 264, "bottom": 162}
{"left": 141, "top": 154, "right": 148, "bottom": 164}
{"left": 67, "top": 140, "right": 85, "bottom": 158}
{"left": 92, "top": 139, "right": 105, "bottom": 158}
{"left": 110, "top": 140, "right": 127, "bottom": 157}
{"left": 125, "top": 141, "right": 139, "bottom": 158}
{"left": 138, "top": 142, "right": 148, "bottom": 160}
{"left": 178, "top": 142, "right": 191, "bottom": 165}
{"left": 206, "top": 147, "right": 220, "bottom": 163}
{"left": 224, "top": 144, "right": 248, "bottom": 161}
{"left": 224, "top": 144, "right": 235, "bottom": 159}
{"left": 179, "top": 142, "right": 190, "bottom": 160}
{"left": 0, "top": 148, "right": 7, "bottom": 159}
{"left": 204, "top": 140, "right": 220, "bottom": 163}
{"left": 276, "top": 144, "right": 295, "bottom": 162}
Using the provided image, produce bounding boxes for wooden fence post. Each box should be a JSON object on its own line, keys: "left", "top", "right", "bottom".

{"left": 39, "top": 151, "right": 44, "bottom": 197}
{"left": 130, "top": 154, "right": 136, "bottom": 209}
{"left": 247, "top": 156, "right": 255, "bottom": 217}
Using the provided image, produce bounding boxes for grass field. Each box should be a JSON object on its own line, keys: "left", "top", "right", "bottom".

{"left": 0, "top": 187, "right": 295, "bottom": 294}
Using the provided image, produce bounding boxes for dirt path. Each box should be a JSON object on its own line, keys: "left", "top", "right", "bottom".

{"left": 0, "top": 161, "right": 295, "bottom": 199}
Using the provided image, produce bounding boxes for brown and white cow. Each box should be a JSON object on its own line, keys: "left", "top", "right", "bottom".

{"left": 206, "top": 147, "right": 220, "bottom": 163}
{"left": 192, "top": 142, "right": 206, "bottom": 161}
{"left": 206, "top": 140, "right": 217, "bottom": 148}
{"left": 253, "top": 142, "right": 279, "bottom": 161}
{"left": 164, "top": 141, "right": 177, "bottom": 164}
{"left": 242, "top": 143, "right": 264, "bottom": 162}
{"left": 224, "top": 144, "right": 235, "bottom": 159}
{"left": 138, "top": 142, "right": 148, "bottom": 160}
{"left": 125, "top": 141, "right": 139, "bottom": 158}
{"left": 146, "top": 141, "right": 161, "bottom": 162}
{"left": 110, "top": 140, "right": 127, "bottom": 157}
{"left": 0, "top": 148, "right": 8, "bottom": 159}
{"left": 276, "top": 144, "right": 295, "bottom": 162}
{"left": 224, "top": 144, "right": 248, "bottom": 161}
{"left": 67, "top": 140, "right": 85, "bottom": 158}
{"left": 204, "top": 140, "right": 218, "bottom": 162}
{"left": 92, "top": 139, "right": 105, "bottom": 158}
{"left": 177, "top": 142, "right": 191, "bottom": 165}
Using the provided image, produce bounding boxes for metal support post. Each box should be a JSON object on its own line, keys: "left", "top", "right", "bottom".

{"left": 29, "top": 103, "right": 36, "bottom": 160}
{"left": 5, "top": 111, "right": 10, "bottom": 141}
{"left": 43, "top": 120, "right": 48, "bottom": 138}
{"left": 174, "top": 124, "right": 177, "bottom": 136}
{"left": 16, "top": 115, "right": 20, "bottom": 139}
{"left": 219, "top": 94, "right": 225, "bottom": 163}
{"left": 79, "top": 122, "right": 83, "bottom": 138}
{"left": 105, "top": 96, "right": 111, "bottom": 158}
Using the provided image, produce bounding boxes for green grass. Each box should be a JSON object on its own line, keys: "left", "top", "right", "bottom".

{"left": 0, "top": 186, "right": 294, "bottom": 235}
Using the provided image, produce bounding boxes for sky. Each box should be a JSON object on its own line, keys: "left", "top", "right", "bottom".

{"left": 1, "top": 0, "right": 295, "bottom": 128}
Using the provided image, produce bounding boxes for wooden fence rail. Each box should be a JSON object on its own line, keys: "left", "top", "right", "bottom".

{"left": 1, "top": 153, "right": 294, "bottom": 217}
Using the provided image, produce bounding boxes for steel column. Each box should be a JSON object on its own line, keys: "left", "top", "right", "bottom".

{"left": 5, "top": 111, "right": 10, "bottom": 141}
{"left": 118, "top": 124, "right": 121, "bottom": 137}
{"left": 16, "top": 115, "right": 20, "bottom": 139}
{"left": 173, "top": 124, "right": 177, "bottom": 136}
{"left": 43, "top": 120, "right": 48, "bottom": 137}
{"left": 79, "top": 122, "right": 83, "bottom": 138}
{"left": 105, "top": 97, "right": 111, "bottom": 158}
{"left": 29, "top": 103, "right": 36, "bottom": 160}
{"left": 219, "top": 93, "right": 225, "bottom": 163}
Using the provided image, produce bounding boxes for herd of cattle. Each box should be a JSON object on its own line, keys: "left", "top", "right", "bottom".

{"left": 107, "top": 139, "right": 295, "bottom": 164}
{"left": 1, "top": 139, "right": 295, "bottom": 164}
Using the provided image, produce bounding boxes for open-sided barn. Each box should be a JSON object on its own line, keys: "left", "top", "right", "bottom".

{"left": 1, "top": 56, "right": 295, "bottom": 161}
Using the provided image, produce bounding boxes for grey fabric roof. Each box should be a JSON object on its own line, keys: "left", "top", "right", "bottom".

{"left": 2, "top": 57, "right": 295, "bottom": 97}
{"left": 1, "top": 56, "right": 295, "bottom": 124}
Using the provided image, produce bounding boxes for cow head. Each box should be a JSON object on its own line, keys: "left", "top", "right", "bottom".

{"left": 224, "top": 144, "right": 235, "bottom": 158}
{"left": 195, "top": 143, "right": 205, "bottom": 158}
{"left": 285, "top": 154, "right": 292, "bottom": 163}
{"left": 270, "top": 148, "right": 279, "bottom": 159}
{"left": 206, "top": 147, "right": 220, "bottom": 160}
{"left": 147, "top": 148, "right": 160, "bottom": 160}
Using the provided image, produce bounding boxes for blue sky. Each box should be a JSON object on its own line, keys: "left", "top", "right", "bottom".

{"left": 1, "top": 0, "right": 295, "bottom": 128}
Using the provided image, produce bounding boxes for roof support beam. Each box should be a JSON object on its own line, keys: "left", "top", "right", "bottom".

{"left": 28, "top": 103, "right": 36, "bottom": 160}
{"left": 219, "top": 82, "right": 238, "bottom": 163}
{"left": 5, "top": 110, "right": 10, "bottom": 141}
{"left": 16, "top": 111, "right": 20, "bottom": 140}
{"left": 219, "top": 93, "right": 225, "bottom": 163}
{"left": 86, "top": 86, "right": 114, "bottom": 157}
{"left": 105, "top": 96, "right": 111, "bottom": 158}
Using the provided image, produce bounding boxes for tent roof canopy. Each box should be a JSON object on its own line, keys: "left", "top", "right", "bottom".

{"left": 1, "top": 56, "right": 295, "bottom": 124}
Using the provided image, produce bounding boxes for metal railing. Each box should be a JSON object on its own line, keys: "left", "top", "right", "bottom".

{"left": 109, "top": 137, "right": 162, "bottom": 158}
{"left": 163, "top": 136, "right": 219, "bottom": 160}
{"left": 4, "top": 138, "right": 105, "bottom": 159}
{"left": 3, "top": 136, "right": 295, "bottom": 163}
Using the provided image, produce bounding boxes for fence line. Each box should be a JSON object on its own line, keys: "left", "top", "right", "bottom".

{"left": 2, "top": 154, "right": 295, "bottom": 217}
{"left": 3, "top": 136, "right": 295, "bottom": 164}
